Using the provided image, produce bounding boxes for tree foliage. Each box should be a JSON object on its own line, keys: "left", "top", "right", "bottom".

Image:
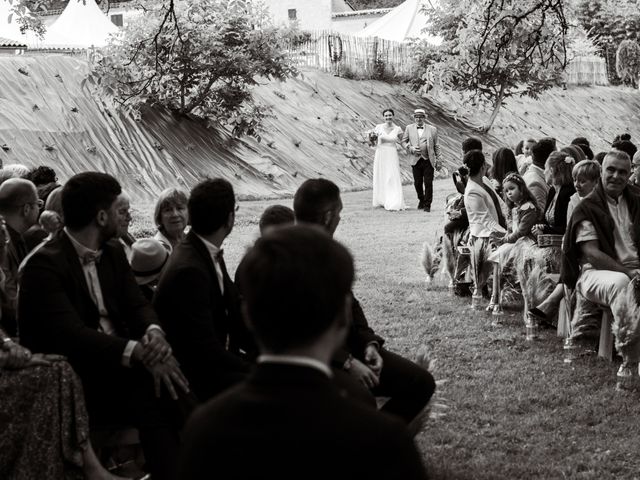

{"left": 416, "top": 0, "right": 569, "bottom": 131}
{"left": 616, "top": 39, "right": 640, "bottom": 88}
{"left": 574, "top": 0, "right": 640, "bottom": 83}
{"left": 87, "top": 0, "right": 296, "bottom": 139}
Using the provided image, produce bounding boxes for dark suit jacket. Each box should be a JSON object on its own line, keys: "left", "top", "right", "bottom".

{"left": 333, "top": 294, "right": 385, "bottom": 367}
{"left": 153, "top": 231, "right": 249, "bottom": 402}
{"left": 180, "top": 362, "right": 428, "bottom": 480}
{"left": 542, "top": 184, "right": 576, "bottom": 235}
{"left": 18, "top": 231, "right": 155, "bottom": 377}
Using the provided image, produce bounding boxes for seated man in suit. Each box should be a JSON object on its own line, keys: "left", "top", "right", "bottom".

{"left": 180, "top": 225, "right": 429, "bottom": 479}
{"left": 19, "top": 172, "right": 189, "bottom": 480}
{"left": 154, "top": 178, "right": 249, "bottom": 402}
{"left": 0, "top": 178, "right": 41, "bottom": 336}
{"left": 293, "top": 179, "right": 436, "bottom": 430}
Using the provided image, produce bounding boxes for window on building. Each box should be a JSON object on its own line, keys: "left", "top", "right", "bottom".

{"left": 288, "top": 9, "right": 297, "bottom": 21}
{"left": 110, "top": 14, "right": 124, "bottom": 27}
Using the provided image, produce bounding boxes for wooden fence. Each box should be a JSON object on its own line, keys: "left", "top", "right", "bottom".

{"left": 564, "top": 55, "right": 609, "bottom": 86}
{"left": 284, "top": 30, "right": 415, "bottom": 79}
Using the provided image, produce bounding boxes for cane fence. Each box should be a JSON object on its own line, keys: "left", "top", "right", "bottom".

{"left": 284, "top": 30, "right": 415, "bottom": 79}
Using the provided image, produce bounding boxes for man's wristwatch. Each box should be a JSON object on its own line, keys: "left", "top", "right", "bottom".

{"left": 343, "top": 354, "right": 353, "bottom": 371}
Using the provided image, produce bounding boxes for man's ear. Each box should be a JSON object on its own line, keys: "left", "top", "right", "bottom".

{"left": 96, "top": 209, "right": 108, "bottom": 227}
{"left": 226, "top": 211, "right": 235, "bottom": 230}
{"left": 322, "top": 210, "right": 333, "bottom": 230}
{"left": 21, "top": 204, "right": 30, "bottom": 218}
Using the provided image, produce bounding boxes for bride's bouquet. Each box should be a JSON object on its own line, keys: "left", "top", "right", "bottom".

{"left": 366, "top": 129, "right": 378, "bottom": 147}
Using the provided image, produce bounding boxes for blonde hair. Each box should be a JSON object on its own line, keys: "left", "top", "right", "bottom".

{"left": 572, "top": 160, "right": 601, "bottom": 182}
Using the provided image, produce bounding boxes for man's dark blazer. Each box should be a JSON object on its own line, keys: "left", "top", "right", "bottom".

{"left": 153, "top": 231, "right": 249, "bottom": 402}
{"left": 180, "top": 362, "right": 429, "bottom": 480}
{"left": 18, "top": 231, "right": 155, "bottom": 376}
{"left": 333, "top": 294, "right": 385, "bottom": 366}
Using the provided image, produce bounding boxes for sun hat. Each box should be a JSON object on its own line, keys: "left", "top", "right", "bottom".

{"left": 130, "top": 238, "right": 170, "bottom": 285}
{"left": 414, "top": 108, "right": 426, "bottom": 117}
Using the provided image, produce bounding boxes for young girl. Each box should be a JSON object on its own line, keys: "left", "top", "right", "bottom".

{"left": 516, "top": 138, "right": 536, "bottom": 175}
{"left": 487, "top": 173, "right": 539, "bottom": 313}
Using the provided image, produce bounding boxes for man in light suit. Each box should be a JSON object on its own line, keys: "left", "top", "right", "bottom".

{"left": 180, "top": 225, "right": 429, "bottom": 479}
{"left": 402, "top": 108, "right": 442, "bottom": 212}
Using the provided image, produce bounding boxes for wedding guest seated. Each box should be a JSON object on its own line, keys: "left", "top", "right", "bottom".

{"left": 594, "top": 151, "right": 607, "bottom": 164}
{"left": 631, "top": 151, "right": 640, "bottom": 188}
{"left": 154, "top": 179, "right": 250, "bottom": 403}
{"left": 18, "top": 172, "right": 189, "bottom": 480}
{"left": 524, "top": 138, "right": 555, "bottom": 213}
{"left": 571, "top": 137, "right": 594, "bottom": 160}
{"left": 293, "top": 179, "right": 435, "bottom": 429}
{"left": 462, "top": 136, "right": 483, "bottom": 153}
{"left": 26, "top": 165, "right": 60, "bottom": 203}
{"left": 463, "top": 150, "right": 507, "bottom": 304}
{"left": 443, "top": 166, "right": 469, "bottom": 237}
{"left": 113, "top": 192, "right": 134, "bottom": 261}
{"left": 489, "top": 147, "right": 518, "bottom": 195}
{"left": 259, "top": 204, "right": 295, "bottom": 235}
{"left": 531, "top": 151, "right": 577, "bottom": 238}
{"left": 0, "top": 163, "right": 30, "bottom": 185}
{"left": 131, "top": 238, "right": 170, "bottom": 301}
{"left": 0, "top": 327, "right": 129, "bottom": 480}
{"left": 37, "top": 185, "right": 64, "bottom": 239}
{"left": 0, "top": 178, "right": 41, "bottom": 336}
{"left": 612, "top": 138, "right": 637, "bottom": 160}
{"left": 562, "top": 150, "right": 640, "bottom": 386}
{"left": 528, "top": 160, "right": 601, "bottom": 325}
{"left": 153, "top": 188, "right": 188, "bottom": 253}
{"left": 487, "top": 173, "right": 539, "bottom": 313}
{"left": 516, "top": 138, "right": 536, "bottom": 174}
{"left": 180, "top": 225, "right": 429, "bottom": 480}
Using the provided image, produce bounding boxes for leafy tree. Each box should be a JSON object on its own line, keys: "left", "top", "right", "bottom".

{"left": 616, "top": 39, "right": 640, "bottom": 88}
{"left": 574, "top": 0, "right": 640, "bottom": 83}
{"left": 417, "top": 0, "right": 569, "bottom": 132}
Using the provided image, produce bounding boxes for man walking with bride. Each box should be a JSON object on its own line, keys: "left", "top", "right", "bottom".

{"left": 402, "top": 109, "right": 442, "bottom": 212}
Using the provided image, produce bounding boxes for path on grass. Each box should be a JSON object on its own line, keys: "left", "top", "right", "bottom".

{"left": 226, "top": 180, "right": 640, "bottom": 480}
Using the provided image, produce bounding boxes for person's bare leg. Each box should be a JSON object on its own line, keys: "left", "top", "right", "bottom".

{"left": 534, "top": 283, "right": 564, "bottom": 316}
{"left": 82, "top": 442, "right": 132, "bottom": 480}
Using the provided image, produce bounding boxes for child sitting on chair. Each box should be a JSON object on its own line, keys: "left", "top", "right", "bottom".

{"left": 487, "top": 173, "right": 539, "bottom": 313}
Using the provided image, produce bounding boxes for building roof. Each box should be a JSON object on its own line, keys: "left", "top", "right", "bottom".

{"left": 0, "top": 36, "right": 27, "bottom": 48}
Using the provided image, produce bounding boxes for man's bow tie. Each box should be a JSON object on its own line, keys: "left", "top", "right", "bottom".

{"left": 81, "top": 251, "right": 102, "bottom": 265}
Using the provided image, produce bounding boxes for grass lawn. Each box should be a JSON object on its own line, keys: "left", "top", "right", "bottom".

{"left": 132, "top": 179, "right": 640, "bottom": 479}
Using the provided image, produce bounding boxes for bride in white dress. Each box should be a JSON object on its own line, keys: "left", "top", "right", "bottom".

{"left": 371, "top": 109, "right": 406, "bottom": 211}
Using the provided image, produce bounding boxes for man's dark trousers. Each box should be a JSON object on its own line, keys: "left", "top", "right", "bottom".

{"left": 412, "top": 157, "right": 434, "bottom": 209}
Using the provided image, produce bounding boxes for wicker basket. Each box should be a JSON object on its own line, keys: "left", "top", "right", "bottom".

{"left": 537, "top": 234, "right": 563, "bottom": 248}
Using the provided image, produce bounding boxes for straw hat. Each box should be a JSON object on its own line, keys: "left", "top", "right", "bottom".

{"left": 130, "top": 238, "right": 169, "bottom": 285}
{"left": 414, "top": 108, "right": 426, "bottom": 117}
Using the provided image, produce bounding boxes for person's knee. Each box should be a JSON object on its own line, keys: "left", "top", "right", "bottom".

{"left": 609, "top": 272, "right": 630, "bottom": 297}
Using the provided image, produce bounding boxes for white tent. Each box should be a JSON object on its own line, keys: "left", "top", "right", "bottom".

{"left": 41, "top": 0, "right": 119, "bottom": 48}
{"left": 356, "top": 0, "right": 441, "bottom": 45}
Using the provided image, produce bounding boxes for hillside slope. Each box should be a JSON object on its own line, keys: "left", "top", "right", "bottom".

{"left": 1, "top": 55, "right": 639, "bottom": 202}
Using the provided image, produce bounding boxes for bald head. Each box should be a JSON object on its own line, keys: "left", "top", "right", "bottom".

{"left": 0, "top": 178, "right": 40, "bottom": 232}
{"left": 0, "top": 179, "right": 38, "bottom": 213}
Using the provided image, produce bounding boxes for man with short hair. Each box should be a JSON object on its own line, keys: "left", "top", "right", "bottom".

{"left": 19, "top": 172, "right": 188, "bottom": 480}
{"left": 462, "top": 136, "right": 483, "bottom": 154}
{"left": 180, "top": 225, "right": 429, "bottom": 479}
{"left": 293, "top": 179, "right": 435, "bottom": 427}
{"left": 563, "top": 150, "right": 640, "bottom": 385}
{"left": 154, "top": 178, "right": 250, "bottom": 402}
{"left": 402, "top": 108, "right": 442, "bottom": 212}
{"left": 258, "top": 204, "right": 295, "bottom": 235}
{"left": 0, "top": 178, "right": 41, "bottom": 335}
{"left": 524, "top": 137, "right": 555, "bottom": 213}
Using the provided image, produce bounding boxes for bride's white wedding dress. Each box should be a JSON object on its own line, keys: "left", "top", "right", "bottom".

{"left": 372, "top": 124, "right": 406, "bottom": 211}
